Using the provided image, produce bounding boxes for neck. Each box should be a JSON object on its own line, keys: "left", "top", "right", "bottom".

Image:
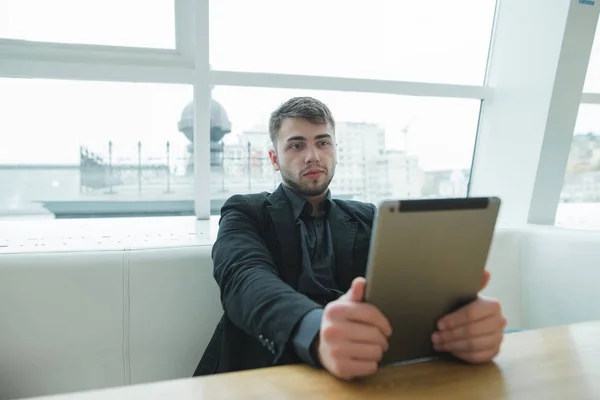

{"left": 306, "top": 194, "right": 327, "bottom": 217}
{"left": 283, "top": 184, "right": 328, "bottom": 216}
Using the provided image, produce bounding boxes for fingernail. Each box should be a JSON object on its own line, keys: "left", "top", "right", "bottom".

{"left": 438, "top": 321, "right": 447, "bottom": 330}
{"left": 431, "top": 333, "right": 441, "bottom": 344}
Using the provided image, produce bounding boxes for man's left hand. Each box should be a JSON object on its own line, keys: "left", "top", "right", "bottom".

{"left": 431, "top": 270, "right": 507, "bottom": 364}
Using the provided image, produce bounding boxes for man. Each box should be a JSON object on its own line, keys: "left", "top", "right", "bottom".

{"left": 194, "top": 97, "right": 506, "bottom": 380}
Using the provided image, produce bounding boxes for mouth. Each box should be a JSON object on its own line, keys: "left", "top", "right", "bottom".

{"left": 303, "top": 170, "right": 325, "bottom": 179}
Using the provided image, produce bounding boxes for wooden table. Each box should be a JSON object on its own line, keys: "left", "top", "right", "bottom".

{"left": 26, "top": 321, "right": 600, "bottom": 399}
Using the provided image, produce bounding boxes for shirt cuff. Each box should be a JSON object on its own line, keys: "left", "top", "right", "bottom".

{"left": 292, "top": 308, "right": 323, "bottom": 367}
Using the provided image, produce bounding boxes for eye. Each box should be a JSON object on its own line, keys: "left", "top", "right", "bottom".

{"left": 288, "top": 143, "right": 304, "bottom": 150}
{"left": 319, "top": 140, "right": 332, "bottom": 147}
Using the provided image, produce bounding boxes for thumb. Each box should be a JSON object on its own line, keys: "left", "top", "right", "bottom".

{"left": 480, "top": 270, "right": 491, "bottom": 292}
{"left": 345, "top": 277, "right": 366, "bottom": 302}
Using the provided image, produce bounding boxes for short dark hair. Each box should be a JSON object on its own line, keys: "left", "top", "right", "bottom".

{"left": 268, "top": 97, "right": 335, "bottom": 144}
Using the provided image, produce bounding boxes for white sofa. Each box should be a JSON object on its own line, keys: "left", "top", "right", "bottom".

{"left": 520, "top": 226, "right": 600, "bottom": 329}
{"left": 0, "top": 244, "right": 221, "bottom": 400}
{"left": 0, "top": 225, "right": 598, "bottom": 399}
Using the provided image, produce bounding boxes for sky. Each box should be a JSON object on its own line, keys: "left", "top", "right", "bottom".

{"left": 0, "top": 0, "right": 599, "bottom": 172}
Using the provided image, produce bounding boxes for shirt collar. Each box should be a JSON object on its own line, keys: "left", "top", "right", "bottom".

{"left": 281, "top": 184, "right": 332, "bottom": 220}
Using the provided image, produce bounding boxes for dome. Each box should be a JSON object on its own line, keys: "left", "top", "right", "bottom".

{"left": 178, "top": 97, "right": 232, "bottom": 143}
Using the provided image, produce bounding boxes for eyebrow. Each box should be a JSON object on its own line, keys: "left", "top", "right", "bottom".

{"left": 286, "top": 133, "right": 333, "bottom": 142}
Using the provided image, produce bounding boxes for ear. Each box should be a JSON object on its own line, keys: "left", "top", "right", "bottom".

{"left": 268, "top": 149, "right": 280, "bottom": 171}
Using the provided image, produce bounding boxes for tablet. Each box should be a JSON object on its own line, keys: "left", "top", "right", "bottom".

{"left": 364, "top": 197, "right": 501, "bottom": 366}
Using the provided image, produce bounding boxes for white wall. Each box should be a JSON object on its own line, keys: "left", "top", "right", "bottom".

{"left": 0, "top": 227, "right": 599, "bottom": 399}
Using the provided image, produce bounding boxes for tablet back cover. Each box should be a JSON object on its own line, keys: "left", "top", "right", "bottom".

{"left": 364, "top": 197, "right": 500, "bottom": 365}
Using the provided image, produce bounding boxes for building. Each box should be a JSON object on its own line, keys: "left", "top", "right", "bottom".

{"left": 219, "top": 122, "right": 393, "bottom": 202}
{"left": 566, "top": 132, "right": 600, "bottom": 174}
{"left": 421, "top": 169, "right": 470, "bottom": 198}
{"left": 384, "top": 150, "right": 424, "bottom": 200}
{"left": 561, "top": 171, "right": 600, "bottom": 202}
{"left": 330, "top": 122, "right": 388, "bottom": 203}
{"left": 216, "top": 122, "right": 425, "bottom": 205}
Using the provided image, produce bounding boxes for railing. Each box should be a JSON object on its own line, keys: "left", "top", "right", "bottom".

{"left": 4, "top": 140, "right": 599, "bottom": 202}
{"left": 80, "top": 141, "right": 186, "bottom": 195}
{"left": 78, "top": 141, "right": 278, "bottom": 197}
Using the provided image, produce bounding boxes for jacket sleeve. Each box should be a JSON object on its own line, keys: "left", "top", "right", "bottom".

{"left": 212, "top": 195, "right": 322, "bottom": 362}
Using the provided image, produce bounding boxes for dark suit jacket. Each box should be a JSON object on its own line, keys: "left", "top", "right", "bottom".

{"left": 194, "top": 184, "right": 376, "bottom": 375}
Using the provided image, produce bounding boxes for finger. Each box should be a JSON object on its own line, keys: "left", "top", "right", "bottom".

{"left": 452, "top": 348, "right": 500, "bottom": 364}
{"left": 432, "top": 314, "right": 506, "bottom": 344}
{"left": 344, "top": 322, "right": 389, "bottom": 350}
{"left": 343, "top": 277, "right": 366, "bottom": 302}
{"left": 321, "top": 320, "right": 389, "bottom": 350}
{"left": 437, "top": 297, "right": 501, "bottom": 331}
{"left": 325, "top": 303, "right": 393, "bottom": 338}
{"left": 332, "top": 359, "right": 379, "bottom": 381}
{"left": 481, "top": 270, "right": 491, "bottom": 291}
{"left": 434, "top": 332, "right": 503, "bottom": 354}
{"left": 348, "top": 342, "right": 385, "bottom": 362}
{"left": 346, "top": 303, "right": 392, "bottom": 337}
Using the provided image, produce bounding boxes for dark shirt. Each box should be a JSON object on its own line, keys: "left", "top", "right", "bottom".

{"left": 281, "top": 185, "right": 343, "bottom": 366}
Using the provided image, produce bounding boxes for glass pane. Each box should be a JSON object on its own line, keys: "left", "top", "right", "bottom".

{"left": 0, "top": 78, "right": 193, "bottom": 219}
{"left": 584, "top": 21, "right": 600, "bottom": 93}
{"left": 210, "top": 0, "right": 497, "bottom": 85}
{"left": 0, "top": 0, "right": 175, "bottom": 48}
{"left": 556, "top": 104, "right": 600, "bottom": 230}
{"left": 209, "top": 86, "right": 481, "bottom": 215}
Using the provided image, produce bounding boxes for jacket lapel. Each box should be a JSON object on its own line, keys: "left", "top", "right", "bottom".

{"left": 266, "top": 185, "right": 302, "bottom": 287}
{"left": 329, "top": 200, "right": 358, "bottom": 291}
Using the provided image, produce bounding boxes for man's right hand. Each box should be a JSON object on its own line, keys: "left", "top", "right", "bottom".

{"left": 316, "top": 277, "right": 392, "bottom": 380}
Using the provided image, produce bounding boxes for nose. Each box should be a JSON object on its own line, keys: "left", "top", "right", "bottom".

{"left": 304, "top": 144, "right": 320, "bottom": 164}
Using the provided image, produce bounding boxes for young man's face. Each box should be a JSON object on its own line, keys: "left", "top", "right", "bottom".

{"left": 268, "top": 117, "right": 337, "bottom": 197}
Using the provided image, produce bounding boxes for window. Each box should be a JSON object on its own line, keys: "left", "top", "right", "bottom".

{"left": 210, "top": 0, "right": 497, "bottom": 85}
{"left": 209, "top": 86, "right": 481, "bottom": 215}
{"left": 556, "top": 20, "right": 600, "bottom": 229}
{"left": 0, "top": 0, "right": 175, "bottom": 48}
{"left": 0, "top": 78, "right": 192, "bottom": 219}
{"left": 556, "top": 104, "right": 600, "bottom": 230}
{"left": 0, "top": 0, "right": 495, "bottom": 221}
{"left": 584, "top": 21, "right": 600, "bottom": 93}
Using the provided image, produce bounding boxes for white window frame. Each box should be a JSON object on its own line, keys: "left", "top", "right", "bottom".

{"left": 581, "top": 93, "right": 600, "bottom": 104}
{"left": 469, "top": 0, "right": 599, "bottom": 228}
{"left": 0, "top": 0, "right": 597, "bottom": 231}
{"left": 525, "top": 4, "right": 600, "bottom": 227}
